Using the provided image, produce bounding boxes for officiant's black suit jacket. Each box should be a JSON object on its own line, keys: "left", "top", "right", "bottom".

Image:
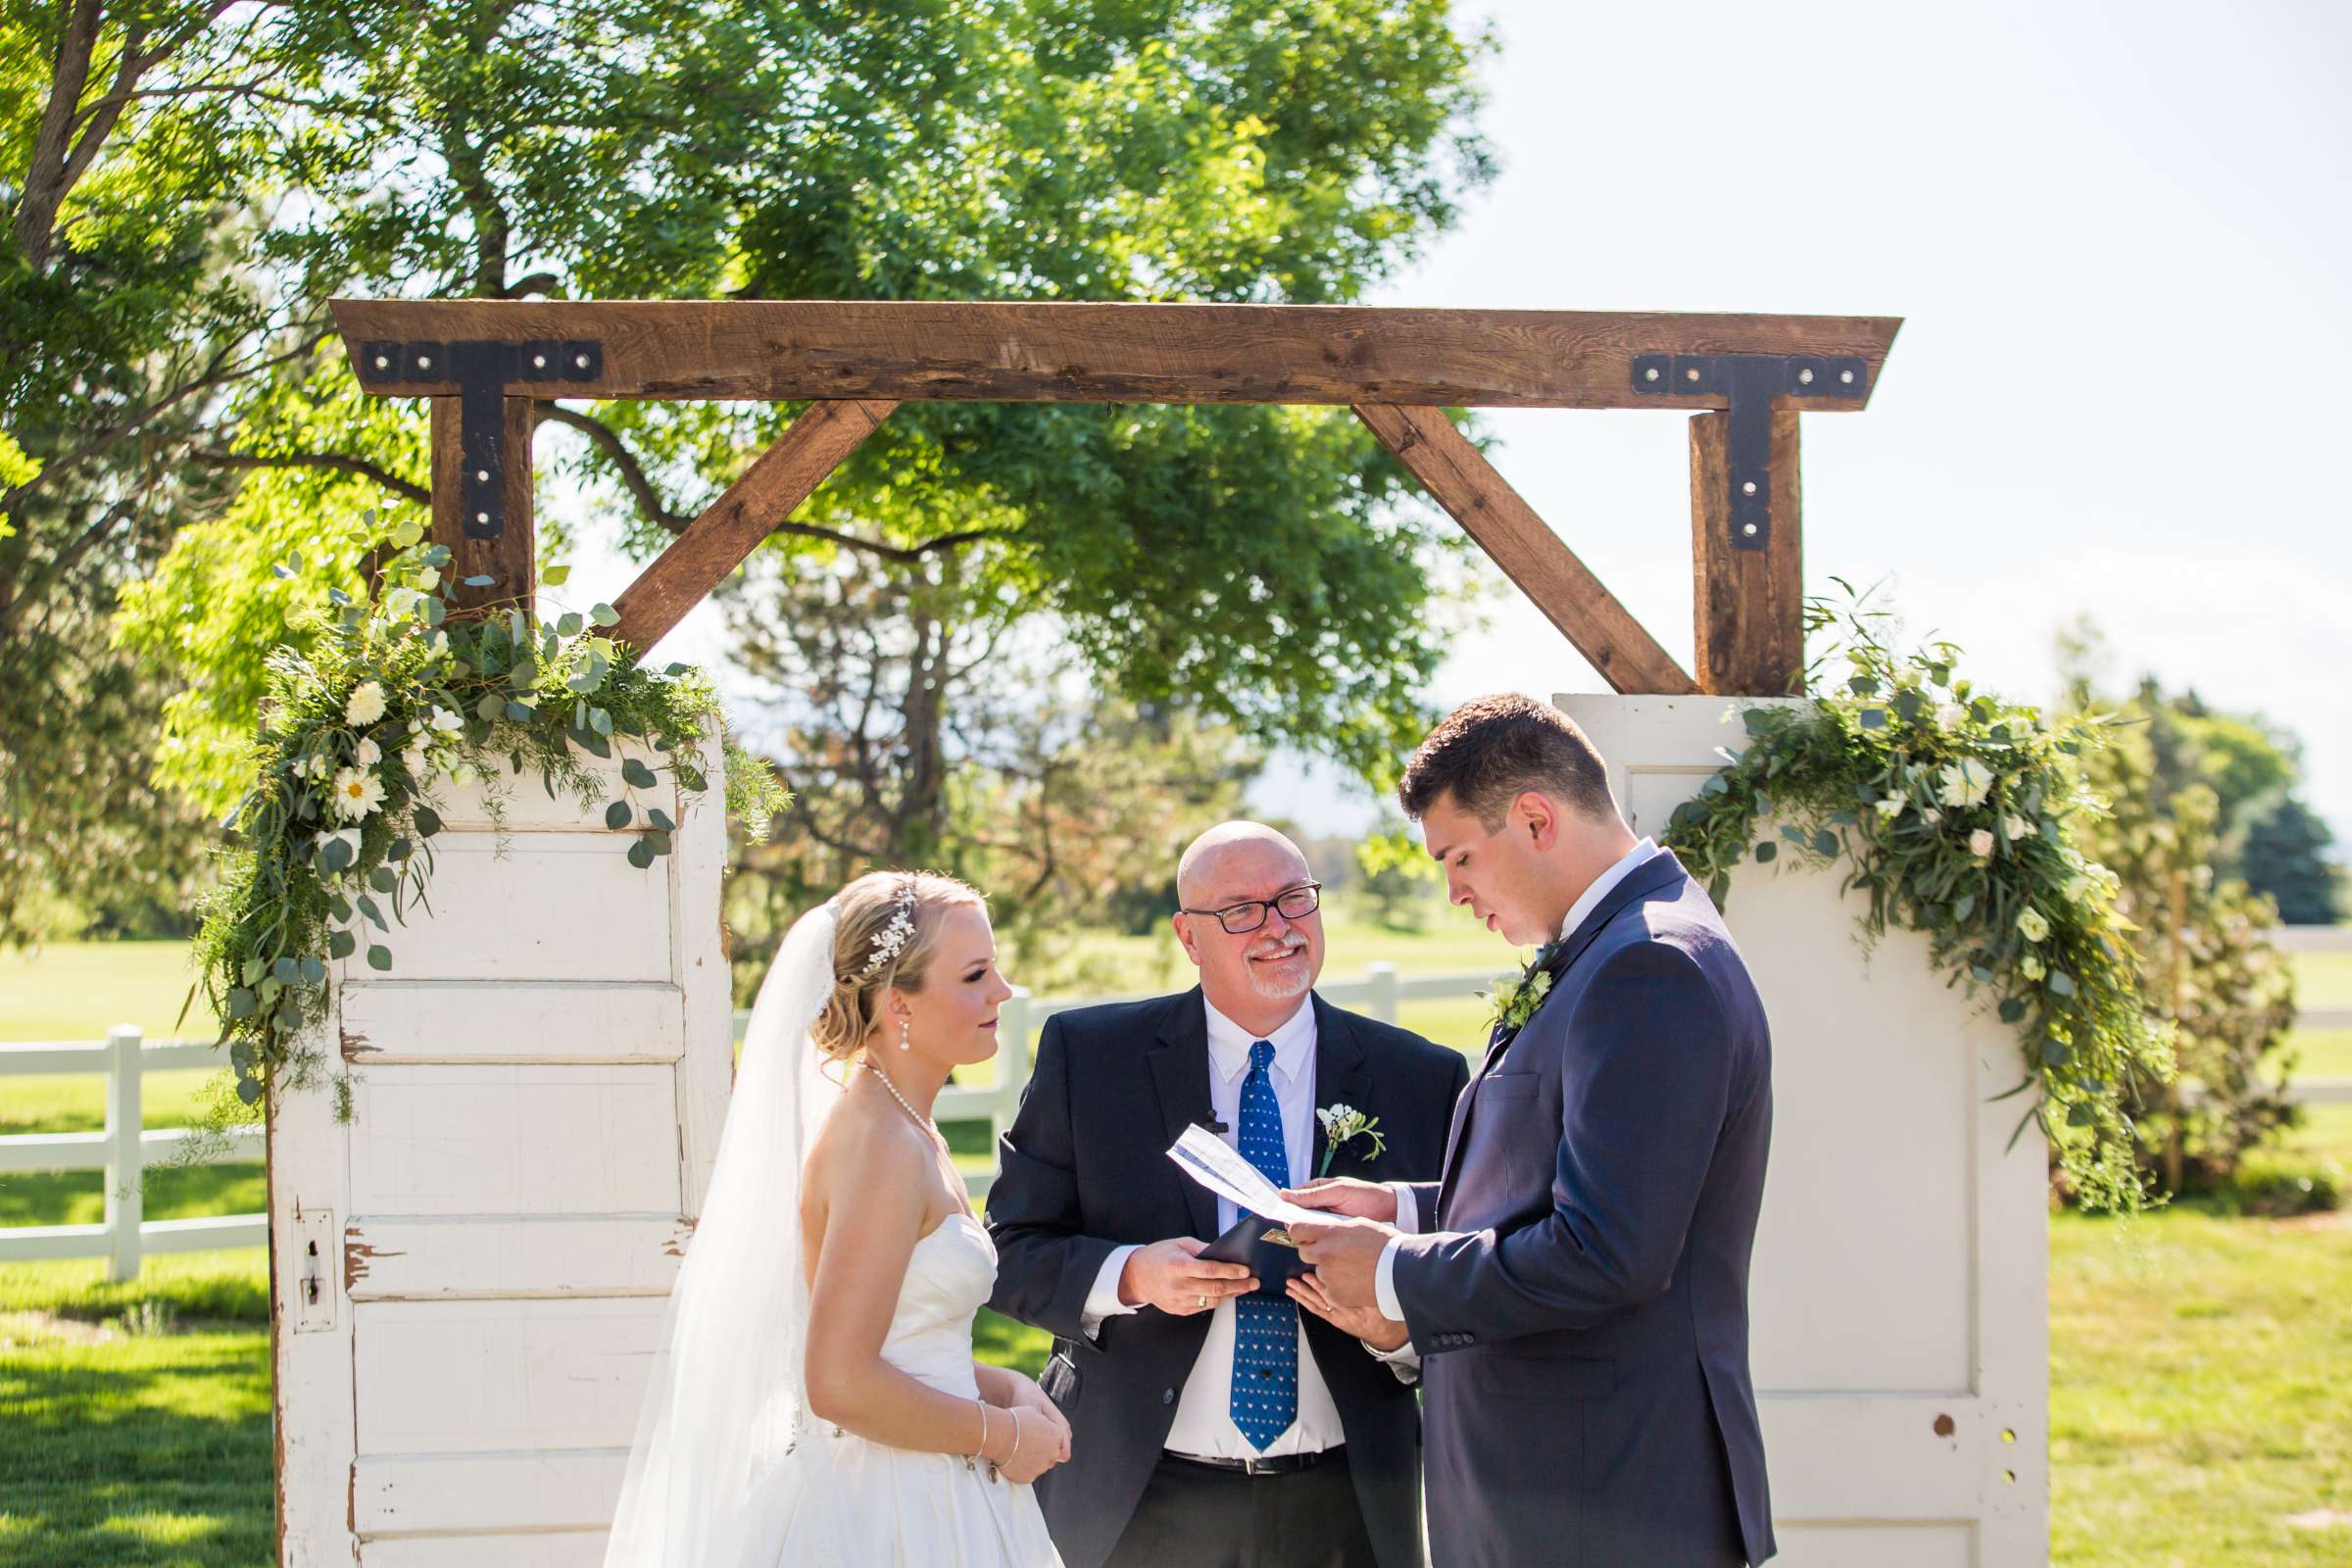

{"left": 1392, "top": 849, "right": 1776, "bottom": 1567}
{"left": 987, "top": 988, "right": 1468, "bottom": 1568}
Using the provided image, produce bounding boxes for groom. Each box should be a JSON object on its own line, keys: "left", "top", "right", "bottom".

{"left": 1291, "top": 695, "right": 1778, "bottom": 1567}
{"left": 987, "top": 820, "right": 1468, "bottom": 1568}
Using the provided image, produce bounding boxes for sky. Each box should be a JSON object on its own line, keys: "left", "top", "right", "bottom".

{"left": 595, "top": 2, "right": 2350, "bottom": 852}
{"left": 1253, "top": 0, "right": 2351, "bottom": 845}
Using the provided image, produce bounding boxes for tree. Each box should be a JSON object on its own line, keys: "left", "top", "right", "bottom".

{"left": 2236, "top": 789, "right": 2341, "bottom": 927}
{"left": 88, "top": 0, "right": 1494, "bottom": 924}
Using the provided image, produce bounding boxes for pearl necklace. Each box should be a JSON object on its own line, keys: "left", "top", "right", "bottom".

{"left": 863, "top": 1060, "right": 941, "bottom": 1140}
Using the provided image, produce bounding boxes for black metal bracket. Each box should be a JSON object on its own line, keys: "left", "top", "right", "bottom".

{"left": 352, "top": 338, "right": 605, "bottom": 539}
{"left": 1632, "top": 353, "right": 1868, "bottom": 551}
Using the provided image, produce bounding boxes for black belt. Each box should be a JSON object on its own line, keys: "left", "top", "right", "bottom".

{"left": 1166, "top": 1446, "right": 1339, "bottom": 1477}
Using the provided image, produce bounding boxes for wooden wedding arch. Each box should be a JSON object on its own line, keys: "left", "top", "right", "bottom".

{"left": 325, "top": 300, "right": 1901, "bottom": 685}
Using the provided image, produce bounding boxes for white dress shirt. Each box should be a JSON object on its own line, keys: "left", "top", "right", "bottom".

{"left": 1079, "top": 996, "right": 1359, "bottom": 1458}
{"left": 1373, "top": 837, "right": 1660, "bottom": 1324}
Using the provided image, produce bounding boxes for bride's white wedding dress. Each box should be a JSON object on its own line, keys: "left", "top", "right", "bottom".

{"left": 738, "top": 1211, "right": 1061, "bottom": 1565}
{"left": 603, "top": 901, "right": 1063, "bottom": 1567}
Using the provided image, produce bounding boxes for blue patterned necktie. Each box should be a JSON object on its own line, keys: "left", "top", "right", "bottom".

{"left": 1229, "top": 1039, "right": 1299, "bottom": 1450}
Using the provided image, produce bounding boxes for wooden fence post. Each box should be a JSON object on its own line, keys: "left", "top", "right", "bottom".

{"left": 105, "top": 1024, "right": 143, "bottom": 1283}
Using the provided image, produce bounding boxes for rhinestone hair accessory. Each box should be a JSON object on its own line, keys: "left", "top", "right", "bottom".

{"left": 854, "top": 877, "right": 920, "bottom": 983}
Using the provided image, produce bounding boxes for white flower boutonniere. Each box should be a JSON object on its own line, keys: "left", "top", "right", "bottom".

{"left": 1315, "top": 1103, "right": 1387, "bottom": 1176}
{"left": 1480, "top": 940, "right": 1562, "bottom": 1040}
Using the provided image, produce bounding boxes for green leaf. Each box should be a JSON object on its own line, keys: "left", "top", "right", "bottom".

{"left": 645, "top": 829, "right": 673, "bottom": 857}
{"left": 1848, "top": 674, "right": 1880, "bottom": 696}
{"left": 240, "top": 957, "right": 266, "bottom": 987}
{"left": 1813, "top": 829, "right": 1838, "bottom": 857}
{"left": 463, "top": 574, "right": 496, "bottom": 587}
{"left": 590, "top": 706, "right": 613, "bottom": 737}
{"left": 390, "top": 520, "right": 424, "bottom": 549}
{"left": 505, "top": 700, "right": 534, "bottom": 722}
{"left": 557, "top": 612, "right": 583, "bottom": 637}
{"left": 626, "top": 838, "right": 656, "bottom": 869}
{"left": 1997, "top": 997, "right": 2028, "bottom": 1023}
{"left": 366, "top": 945, "right": 393, "bottom": 972}
{"left": 356, "top": 894, "right": 386, "bottom": 928}
{"left": 368, "top": 867, "right": 397, "bottom": 894}
{"left": 422, "top": 595, "right": 446, "bottom": 627}
{"left": 1893, "top": 690, "right": 1924, "bottom": 722}
{"left": 590, "top": 603, "right": 619, "bottom": 627}
{"left": 1741, "top": 707, "right": 1772, "bottom": 736}
{"left": 664, "top": 662, "right": 689, "bottom": 677}
{"left": 1858, "top": 708, "right": 1887, "bottom": 730}
{"left": 647, "top": 807, "right": 675, "bottom": 832}
{"left": 621, "top": 758, "right": 657, "bottom": 789}
{"left": 606, "top": 801, "right": 633, "bottom": 830}
{"left": 328, "top": 930, "right": 357, "bottom": 960}
{"left": 1953, "top": 894, "right": 1976, "bottom": 923}
{"left": 320, "top": 836, "right": 355, "bottom": 874}
{"left": 273, "top": 1001, "right": 301, "bottom": 1030}
{"left": 227, "top": 987, "right": 258, "bottom": 1020}
{"left": 299, "top": 956, "right": 327, "bottom": 985}
{"left": 1754, "top": 841, "right": 1778, "bottom": 863}
{"left": 237, "top": 1076, "right": 263, "bottom": 1105}
{"left": 2041, "top": 1039, "right": 2074, "bottom": 1067}
{"left": 413, "top": 806, "right": 442, "bottom": 838}
{"left": 2047, "top": 970, "right": 2078, "bottom": 998}
{"left": 541, "top": 564, "right": 571, "bottom": 587}
{"left": 476, "top": 692, "right": 505, "bottom": 721}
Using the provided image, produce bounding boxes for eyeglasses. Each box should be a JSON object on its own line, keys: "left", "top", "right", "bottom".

{"left": 1179, "top": 882, "right": 1322, "bottom": 936}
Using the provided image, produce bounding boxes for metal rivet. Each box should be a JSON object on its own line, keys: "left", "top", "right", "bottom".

{"left": 1742, "top": 522, "right": 1758, "bottom": 536}
{"left": 475, "top": 512, "right": 489, "bottom": 524}
{"left": 575, "top": 354, "right": 590, "bottom": 368}
{"left": 475, "top": 470, "right": 489, "bottom": 482}
{"left": 1839, "top": 368, "right": 1856, "bottom": 384}
{"left": 1643, "top": 367, "right": 1661, "bottom": 381}
{"left": 417, "top": 356, "right": 431, "bottom": 369}
{"left": 1741, "top": 480, "right": 1757, "bottom": 496}
{"left": 533, "top": 354, "right": 547, "bottom": 368}
{"left": 1685, "top": 367, "right": 1701, "bottom": 382}
{"left": 374, "top": 355, "right": 389, "bottom": 369}
{"left": 1797, "top": 368, "right": 1814, "bottom": 384}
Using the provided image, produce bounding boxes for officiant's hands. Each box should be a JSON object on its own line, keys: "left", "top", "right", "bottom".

{"left": 1282, "top": 1176, "right": 1398, "bottom": 1224}
{"left": 1118, "top": 1237, "right": 1258, "bottom": 1316}
{"left": 1288, "top": 1215, "right": 1393, "bottom": 1313}
{"left": 1286, "top": 1270, "right": 1409, "bottom": 1351}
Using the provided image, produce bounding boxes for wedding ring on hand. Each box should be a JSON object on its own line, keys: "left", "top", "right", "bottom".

{"left": 1197, "top": 1294, "right": 1209, "bottom": 1309}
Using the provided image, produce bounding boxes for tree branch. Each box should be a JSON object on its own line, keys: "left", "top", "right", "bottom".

{"left": 189, "top": 448, "right": 429, "bottom": 506}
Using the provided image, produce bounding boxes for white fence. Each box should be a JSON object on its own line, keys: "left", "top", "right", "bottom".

{"left": 6, "top": 930, "right": 2346, "bottom": 1278}
{"left": 0, "top": 1026, "right": 269, "bottom": 1280}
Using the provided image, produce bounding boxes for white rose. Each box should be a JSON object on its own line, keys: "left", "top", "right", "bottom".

{"left": 403, "top": 741, "right": 433, "bottom": 779}
{"left": 2017, "top": 906, "right": 2050, "bottom": 943}
{"left": 355, "top": 738, "right": 382, "bottom": 766}
{"left": 2063, "top": 874, "right": 2093, "bottom": 904}
{"left": 1936, "top": 703, "right": 1967, "bottom": 731}
{"left": 2021, "top": 955, "right": 2045, "bottom": 981}
{"left": 329, "top": 766, "right": 386, "bottom": 822}
{"left": 1924, "top": 808, "right": 1943, "bottom": 825}
{"left": 345, "top": 680, "right": 388, "bottom": 726}
{"left": 1936, "top": 760, "right": 1993, "bottom": 808}
{"left": 1969, "top": 828, "right": 1995, "bottom": 857}
{"left": 2003, "top": 814, "right": 2035, "bottom": 841}
{"left": 428, "top": 706, "right": 465, "bottom": 734}
{"left": 1873, "top": 796, "right": 1905, "bottom": 819}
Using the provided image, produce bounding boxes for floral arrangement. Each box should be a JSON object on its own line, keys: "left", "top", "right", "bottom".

{"left": 1660, "top": 588, "right": 2175, "bottom": 1212}
{"left": 188, "top": 517, "right": 786, "bottom": 1120}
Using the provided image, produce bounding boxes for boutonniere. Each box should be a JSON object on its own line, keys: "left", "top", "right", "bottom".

{"left": 1315, "top": 1103, "right": 1387, "bottom": 1176}
{"left": 1481, "top": 940, "right": 1563, "bottom": 1039}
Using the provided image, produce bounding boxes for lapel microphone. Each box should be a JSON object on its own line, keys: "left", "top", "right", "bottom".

{"left": 1202, "top": 1116, "right": 1231, "bottom": 1135}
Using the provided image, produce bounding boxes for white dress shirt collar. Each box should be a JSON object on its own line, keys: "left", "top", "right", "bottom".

{"left": 1557, "top": 836, "right": 1660, "bottom": 944}
{"left": 1201, "top": 992, "right": 1317, "bottom": 1085}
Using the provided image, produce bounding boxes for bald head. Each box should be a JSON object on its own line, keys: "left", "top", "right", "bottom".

{"left": 1177, "top": 821, "right": 1309, "bottom": 908}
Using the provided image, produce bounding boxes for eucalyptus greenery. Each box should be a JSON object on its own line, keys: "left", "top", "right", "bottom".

{"left": 1661, "top": 589, "right": 2175, "bottom": 1213}
{"left": 187, "top": 517, "right": 785, "bottom": 1119}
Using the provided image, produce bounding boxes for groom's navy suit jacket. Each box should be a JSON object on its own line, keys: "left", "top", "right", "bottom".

{"left": 1392, "top": 850, "right": 1777, "bottom": 1567}
{"left": 987, "top": 988, "right": 1468, "bottom": 1568}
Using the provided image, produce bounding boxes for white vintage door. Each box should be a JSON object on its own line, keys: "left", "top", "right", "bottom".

{"left": 1561, "top": 695, "right": 2048, "bottom": 1568}
{"left": 270, "top": 744, "right": 733, "bottom": 1567}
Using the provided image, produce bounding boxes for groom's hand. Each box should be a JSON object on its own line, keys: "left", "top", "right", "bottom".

{"left": 1282, "top": 1176, "right": 1398, "bottom": 1224}
{"left": 1118, "top": 1237, "right": 1257, "bottom": 1315}
{"left": 1288, "top": 1216, "right": 1394, "bottom": 1312}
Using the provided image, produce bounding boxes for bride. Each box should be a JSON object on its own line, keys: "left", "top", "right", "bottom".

{"left": 605, "top": 870, "right": 1070, "bottom": 1565}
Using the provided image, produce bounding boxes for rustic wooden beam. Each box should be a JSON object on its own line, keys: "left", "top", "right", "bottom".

{"left": 609, "top": 399, "right": 897, "bottom": 658}
{"left": 429, "top": 396, "right": 536, "bottom": 617}
{"left": 331, "top": 299, "right": 1899, "bottom": 412}
{"left": 1690, "top": 408, "right": 1803, "bottom": 696}
{"left": 1352, "top": 404, "right": 1697, "bottom": 696}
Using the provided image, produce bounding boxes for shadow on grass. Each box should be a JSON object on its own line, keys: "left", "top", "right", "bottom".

{"left": 0, "top": 1326, "right": 272, "bottom": 1568}
{"left": 0, "top": 1162, "right": 267, "bottom": 1231}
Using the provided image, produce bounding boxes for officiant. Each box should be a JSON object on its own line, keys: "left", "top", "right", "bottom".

{"left": 987, "top": 821, "right": 1468, "bottom": 1568}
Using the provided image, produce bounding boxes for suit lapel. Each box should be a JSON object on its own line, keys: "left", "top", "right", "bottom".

{"left": 1307, "top": 995, "right": 1373, "bottom": 1181}
{"left": 1147, "top": 989, "right": 1222, "bottom": 1240}
{"left": 1435, "top": 850, "right": 1694, "bottom": 1210}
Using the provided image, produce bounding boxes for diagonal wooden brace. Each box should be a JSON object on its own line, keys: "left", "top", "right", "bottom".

{"left": 610, "top": 400, "right": 898, "bottom": 658}
{"left": 1353, "top": 404, "right": 1696, "bottom": 695}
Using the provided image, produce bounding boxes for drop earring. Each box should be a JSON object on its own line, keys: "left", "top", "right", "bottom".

{"left": 898, "top": 1017, "right": 912, "bottom": 1052}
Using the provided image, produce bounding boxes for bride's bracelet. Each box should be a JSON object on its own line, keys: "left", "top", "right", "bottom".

{"left": 974, "top": 1399, "right": 997, "bottom": 1462}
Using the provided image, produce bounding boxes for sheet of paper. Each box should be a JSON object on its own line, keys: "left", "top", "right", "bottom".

{"left": 1165, "top": 1123, "right": 1325, "bottom": 1227}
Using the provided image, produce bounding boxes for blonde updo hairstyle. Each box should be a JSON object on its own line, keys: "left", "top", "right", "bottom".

{"left": 810, "top": 870, "right": 988, "bottom": 1067}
